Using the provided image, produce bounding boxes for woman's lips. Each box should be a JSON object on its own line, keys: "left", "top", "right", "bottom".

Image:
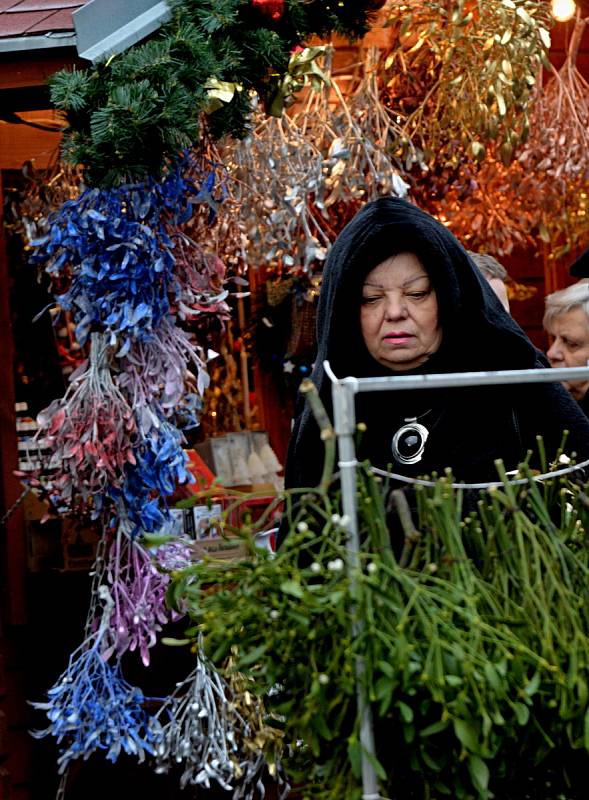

{"left": 383, "top": 332, "right": 414, "bottom": 345}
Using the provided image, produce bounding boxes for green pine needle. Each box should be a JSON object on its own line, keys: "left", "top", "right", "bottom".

{"left": 48, "top": 0, "right": 377, "bottom": 186}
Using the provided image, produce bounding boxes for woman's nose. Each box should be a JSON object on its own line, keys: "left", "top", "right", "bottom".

{"left": 547, "top": 340, "right": 562, "bottom": 363}
{"left": 383, "top": 293, "right": 407, "bottom": 319}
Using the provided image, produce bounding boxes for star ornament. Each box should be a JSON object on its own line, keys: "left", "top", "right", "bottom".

{"left": 283, "top": 360, "right": 295, "bottom": 373}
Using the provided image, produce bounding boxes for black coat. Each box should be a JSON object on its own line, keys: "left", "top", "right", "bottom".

{"left": 280, "top": 197, "right": 589, "bottom": 536}
{"left": 577, "top": 390, "right": 589, "bottom": 419}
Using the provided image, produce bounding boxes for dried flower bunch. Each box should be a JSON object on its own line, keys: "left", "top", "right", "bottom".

{"left": 412, "top": 148, "right": 543, "bottom": 255}
{"left": 368, "top": 1, "right": 589, "bottom": 262}
{"left": 516, "top": 14, "right": 589, "bottom": 258}
{"left": 3, "top": 159, "right": 84, "bottom": 248}
{"left": 223, "top": 48, "right": 410, "bottom": 278}
{"left": 34, "top": 334, "right": 137, "bottom": 510}
{"left": 225, "top": 98, "right": 329, "bottom": 273}
{"left": 382, "top": 0, "right": 551, "bottom": 167}
{"left": 427, "top": 11, "right": 589, "bottom": 262}
{"left": 102, "top": 522, "right": 178, "bottom": 666}
{"left": 519, "top": 15, "right": 589, "bottom": 182}
{"left": 412, "top": 136, "right": 589, "bottom": 260}
{"left": 32, "top": 586, "right": 162, "bottom": 774}
{"left": 310, "top": 48, "right": 411, "bottom": 209}
{"left": 152, "top": 651, "right": 287, "bottom": 798}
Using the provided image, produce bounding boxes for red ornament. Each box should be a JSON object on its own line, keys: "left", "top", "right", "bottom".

{"left": 251, "top": 0, "right": 285, "bottom": 22}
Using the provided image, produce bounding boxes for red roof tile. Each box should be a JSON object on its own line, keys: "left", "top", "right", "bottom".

{"left": 0, "top": 10, "right": 52, "bottom": 34}
{"left": 13, "top": 0, "right": 82, "bottom": 9}
{"left": 26, "top": 7, "right": 76, "bottom": 31}
{"left": 0, "top": 0, "right": 87, "bottom": 38}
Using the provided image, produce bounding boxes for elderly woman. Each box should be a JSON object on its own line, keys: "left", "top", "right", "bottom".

{"left": 283, "top": 198, "right": 589, "bottom": 496}
{"left": 544, "top": 279, "right": 589, "bottom": 416}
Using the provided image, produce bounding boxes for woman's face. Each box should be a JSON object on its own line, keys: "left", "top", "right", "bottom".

{"left": 360, "top": 252, "right": 442, "bottom": 371}
{"left": 546, "top": 307, "right": 589, "bottom": 400}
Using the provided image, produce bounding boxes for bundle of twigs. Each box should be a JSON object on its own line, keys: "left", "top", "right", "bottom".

{"left": 381, "top": 0, "right": 551, "bottom": 168}
{"left": 520, "top": 14, "right": 589, "bottom": 183}
{"left": 222, "top": 49, "right": 410, "bottom": 276}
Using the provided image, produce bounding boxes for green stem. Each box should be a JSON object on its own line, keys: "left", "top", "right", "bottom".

{"left": 300, "top": 378, "right": 336, "bottom": 491}
{"left": 392, "top": 489, "right": 421, "bottom": 569}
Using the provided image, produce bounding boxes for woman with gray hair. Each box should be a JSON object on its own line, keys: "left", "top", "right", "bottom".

{"left": 544, "top": 279, "right": 589, "bottom": 413}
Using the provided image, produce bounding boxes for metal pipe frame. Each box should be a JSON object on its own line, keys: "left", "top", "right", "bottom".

{"left": 331, "top": 379, "right": 380, "bottom": 800}
{"left": 340, "top": 365, "right": 589, "bottom": 394}
{"left": 328, "top": 361, "right": 589, "bottom": 800}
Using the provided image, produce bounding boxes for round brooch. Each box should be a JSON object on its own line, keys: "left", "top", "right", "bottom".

{"left": 391, "top": 418, "right": 430, "bottom": 465}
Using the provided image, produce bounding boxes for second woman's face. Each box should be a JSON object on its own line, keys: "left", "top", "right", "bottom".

{"left": 546, "top": 307, "right": 589, "bottom": 400}
{"left": 360, "top": 252, "right": 442, "bottom": 371}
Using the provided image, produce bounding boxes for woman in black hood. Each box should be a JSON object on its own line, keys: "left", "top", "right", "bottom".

{"left": 282, "top": 196, "right": 589, "bottom": 502}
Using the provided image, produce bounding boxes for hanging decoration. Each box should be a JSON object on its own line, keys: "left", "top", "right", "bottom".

{"left": 225, "top": 96, "right": 329, "bottom": 274}
{"left": 520, "top": 15, "right": 589, "bottom": 182}
{"left": 118, "top": 317, "right": 209, "bottom": 419}
{"left": 251, "top": 0, "right": 285, "bottom": 22}
{"left": 416, "top": 11, "right": 589, "bottom": 260}
{"left": 28, "top": 0, "right": 384, "bottom": 794}
{"left": 102, "top": 521, "right": 181, "bottom": 666}
{"left": 381, "top": 0, "right": 552, "bottom": 168}
{"left": 517, "top": 13, "right": 589, "bottom": 258}
{"left": 226, "top": 48, "right": 411, "bottom": 402}
{"left": 30, "top": 156, "right": 197, "bottom": 351}
{"left": 152, "top": 647, "right": 287, "bottom": 797}
{"left": 376, "top": 0, "right": 589, "bottom": 265}
{"left": 32, "top": 586, "right": 162, "bottom": 774}
{"left": 112, "top": 415, "right": 194, "bottom": 535}
{"left": 411, "top": 149, "right": 543, "bottom": 255}
{"left": 49, "top": 0, "right": 382, "bottom": 187}
{"left": 172, "top": 234, "right": 232, "bottom": 322}
{"left": 225, "top": 48, "right": 409, "bottom": 278}
{"left": 313, "top": 47, "right": 411, "bottom": 208}
{"left": 26, "top": 149, "right": 226, "bottom": 526}
{"left": 32, "top": 334, "right": 136, "bottom": 514}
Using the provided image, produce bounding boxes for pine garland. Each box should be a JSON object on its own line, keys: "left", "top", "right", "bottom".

{"left": 50, "top": 0, "right": 383, "bottom": 187}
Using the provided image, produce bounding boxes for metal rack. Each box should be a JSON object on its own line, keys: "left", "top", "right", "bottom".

{"left": 326, "top": 361, "right": 589, "bottom": 800}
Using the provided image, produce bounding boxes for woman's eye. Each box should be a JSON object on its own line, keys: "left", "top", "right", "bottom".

{"left": 407, "top": 291, "right": 428, "bottom": 299}
{"left": 361, "top": 296, "right": 381, "bottom": 304}
{"left": 564, "top": 340, "right": 579, "bottom": 350}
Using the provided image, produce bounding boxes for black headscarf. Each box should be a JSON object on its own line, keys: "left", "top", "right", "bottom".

{"left": 284, "top": 196, "right": 589, "bottom": 494}
{"left": 313, "top": 196, "right": 537, "bottom": 379}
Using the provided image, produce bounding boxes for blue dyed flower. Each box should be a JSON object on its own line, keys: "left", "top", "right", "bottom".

{"left": 31, "top": 587, "right": 162, "bottom": 773}
{"left": 31, "top": 155, "right": 199, "bottom": 352}
{"left": 111, "top": 414, "right": 193, "bottom": 534}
